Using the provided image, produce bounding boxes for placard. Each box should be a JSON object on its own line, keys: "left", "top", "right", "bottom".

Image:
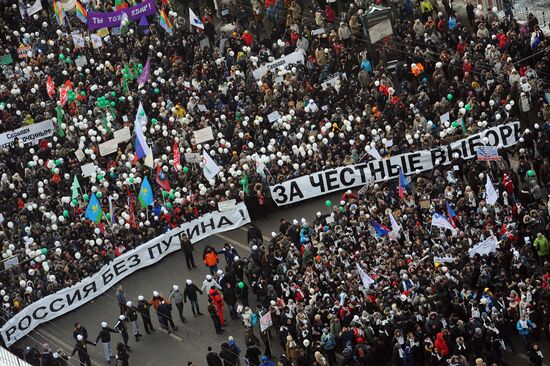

{"left": 267, "top": 111, "right": 281, "bottom": 123}
{"left": 81, "top": 162, "right": 96, "bottom": 177}
{"left": 184, "top": 152, "right": 201, "bottom": 164}
{"left": 0, "top": 120, "right": 55, "bottom": 148}
{"left": 468, "top": 236, "right": 499, "bottom": 257}
{"left": 252, "top": 51, "right": 305, "bottom": 80}
{"left": 71, "top": 32, "right": 85, "bottom": 48}
{"left": 114, "top": 127, "right": 131, "bottom": 142}
{"left": 75, "top": 149, "right": 85, "bottom": 161}
{"left": 91, "top": 34, "right": 104, "bottom": 48}
{"left": 75, "top": 56, "right": 88, "bottom": 68}
{"left": 369, "top": 18, "right": 393, "bottom": 44}
{"left": 3, "top": 256, "right": 19, "bottom": 270}
{"left": 98, "top": 139, "right": 118, "bottom": 156}
{"left": 260, "top": 311, "right": 273, "bottom": 332}
{"left": 193, "top": 126, "right": 214, "bottom": 144}
{"left": 312, "top": 28, "right": 325, "bottom": 36}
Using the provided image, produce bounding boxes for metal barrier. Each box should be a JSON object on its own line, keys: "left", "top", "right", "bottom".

{"left": 0, "top": 347, "right": 31, "bottom": 366}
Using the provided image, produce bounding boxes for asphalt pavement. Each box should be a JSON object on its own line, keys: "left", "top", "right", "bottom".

{"left": 12, "top": 190, "right": 548, "bottom": 366}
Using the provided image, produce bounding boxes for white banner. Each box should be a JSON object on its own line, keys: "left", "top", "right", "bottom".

{"left": 0, "top": 120, "right": 55, "bottom": 148}
{"left": 19, "top": 0, "right": 43, "bottom": 18}
{"left": 252, "top": 51, "right": 305, "bottom": 80}
{"left": 269, "top": 122, "right": 520, "bottom": 206}
{"left": 1, "top": 203, "right": 250, "bottom": 346}
{"left": 468, "top": 235, "right": 499, "bottom": 257}
{"left": 193, "top": 126, "right": 214, "bottom": 144}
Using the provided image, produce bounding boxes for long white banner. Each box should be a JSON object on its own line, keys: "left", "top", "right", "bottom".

{"left": 1, "top": 203, "right": 250, "bottom": 346}
{"left": 269, "top": 122, "right": 520, "bottom": 206}
{"left": 252, "top": 51, "right": 305, "bottom": 80}
{"left": 0, "top": 120, "right": 55, "bottom": 149}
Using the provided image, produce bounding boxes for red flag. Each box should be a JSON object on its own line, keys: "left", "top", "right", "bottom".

{"left": 59, "top": 87, "right": 68, "bottom": 106}
{"left": 127, "top": 186, "right": 135, "bottom": 225}
{"left": 172, "top": 140, "right": 181, "bottom": 170}
{"left": 46, "top": 76, "right": 55, "bottom": 97}
{"left": 155, "top": 166, "right": 171, "bottom": 191}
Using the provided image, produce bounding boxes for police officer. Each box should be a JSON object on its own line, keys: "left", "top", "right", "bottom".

{"left": 137, "top": 295, "right": 155, "bottom": 334}
{"left": 169, "top": 285, "right": 186, "bottom": 323}
{"left": 70, "top": 334, "right": 96, "bottom": 366}
{"left": 126, "top": 301, "right": 143, "bottom": 341}
{"left": 114, "top": 315, "right": 131, "bottom": 351}
{"left": 184, "top": 279, "right": 204, "bottom": 317}
{"left": 95, "top": 321, "right": 117, "bottom": 363}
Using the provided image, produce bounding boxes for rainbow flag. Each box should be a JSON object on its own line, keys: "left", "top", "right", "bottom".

{"left": 75, "top": 0, "right": 87, "bottom": 24}
{"left": 53, "top": 1, "right": 64, "bottom": 26}
{"left": 159, "top": 9, "right": 173, "bottom": 34}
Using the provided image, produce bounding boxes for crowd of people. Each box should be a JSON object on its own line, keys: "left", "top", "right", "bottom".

{"left": 1, "top": 0, "right": 550, "bottom": 364}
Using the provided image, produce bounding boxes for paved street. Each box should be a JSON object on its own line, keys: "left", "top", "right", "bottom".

{"left": 13, "top": 191, "right": 548, "bottom": 366}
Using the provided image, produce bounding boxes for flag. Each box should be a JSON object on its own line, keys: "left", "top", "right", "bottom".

{"left": 371, "top": 219, "right": 390, "bottom": 237}
{"left": 75, "top": 0, "right": 87, "bottom": 24}
{"left": 120, "top": 11, "right": 129, "bottom": 28}
{"left": 398, "top": 167, "right": 409, "bottom": 198}
{"left": 138, "top": 176, "right": 154, "bottom": 207}
{"left": 172, "top": 140, "right": 180, "bottom": 169}
{"left": 367, "top": 147, "right": 382, "bottom": 160}
{"left": 139, "top": 15, "right": 149, "bottom": 33}
{"left": 59, "top": 87, "right": 68, "bottom": 106}
{"left": 137, "top": 58, "right": 151, "bottom": 89}
{"left": 356, "top": 263, "right": 375, "bottom": 289}
{"left": 85, "top": 194, "right": 104, "bottom": 223}
{"left": 445, "top": 200, "right": 457, "bottom": 228}
{"left": 431, "top": 212, "right": 456, "bottom": 233}
{"left": 388, "top": 211, "right": 401, "bottom": 240}
{"left": 189, "top": 8, "right": 204, "bottom": 30}
{"left": 46, "top": 75, "right": 55, "bottom": 97}
{"left": 476, "top": 146, "right": 500, "bottom": 161}
{"left": 72, "top": 176, "right": 80, "bottom": 199}
{"left": 241, "top": 173, "right": 249, "bottom": 194}
{"left": 159, "top": 9, "right": 173, "bottom": 34}
{"left": 155, "top": 166, "right": 171, "bottom": 191}
{"left": 53, "top": 1, "right": 64, "bottom": 26}
{"left": 486, "top": 175, "right": 498, "bottom": 205}
{"left": 108, "top": 195, "right": 115, "bottom": 224}
{"left": 144, "top": 148, "right": 154, "bottom": 168}
{"left": 55, "top": 105, "right": 65, "bottom": 137}
{"left": 127, "top": 186, "right": 135, "bottom": 225}
{"left": 202, "top": 150, "right": 220, "bottom": 180}
{"left": 136, "top": 102, "right": 148, "bottom": 126}
{"left": 134, "top": 108, "right": 151, "bottom": 159}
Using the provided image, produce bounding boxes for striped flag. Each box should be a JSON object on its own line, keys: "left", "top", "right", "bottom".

{"left": 431, "top": 212, "right": 457, "bottom": 233}
{"left": 398, "top": 167, "right": 409, "bottom": 198}
{"left": 53, "top": 1, "right": 64, "bottom": 26}
{"left": 75, "top": 0, "right": 88, "bottom": 24}
{"left": 445, "top": 200, "right": 457, "bottom": 228}
{"left": 159, "top": 9, "right": 173, "bottom": 34}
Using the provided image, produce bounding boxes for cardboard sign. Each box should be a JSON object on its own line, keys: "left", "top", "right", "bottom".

{"left": 75, "top": 149, "right": 85, "bottom": 162}
{"left": 193, "top": 126, "right": 214, "bottom": 144}
{"left": 98, "top": 139, "right": 118, "bottom": 156}
{"left": 71, "top": 32, "right": 85, "bottom": 48}
{"left": 184, "top": 152, "right": 201, "bottom": 164}
{"left": 91, "top": 34, "right": 103, "bottom": 48}
{"left": 81, "top": 163, "right": 96, "bottom": 177}
{"left": 114, "top": 127, "right": 131, "bottom": 142}
{"left": 75, "top": 56, "right": 88, "bottom": 68}
{"left": 267, "top": 111, "right": 281, "bottom": 123}
{"left": 260, "top": 311, "right": 272, "bottom": 332}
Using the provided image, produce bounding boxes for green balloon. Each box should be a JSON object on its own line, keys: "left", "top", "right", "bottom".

{"left": 237, "top": 282, "right": 244, "bottom": 289}
{"left": 41, "top": 248, "right": 48, "bottom": 254}
{"left": 59, "top": 54, "right": 65, "bottom": 60}
{"left": 169, "top": 193, "right": 175, "bottom": 199}
{"left": 151, "top": 118, "right": 157, "bottom": 124}
{"left": 240, "top": 178, "right": 247, "bottom": 186}
{"left": 96, "top": 192, "right": 102, "bottom": 198}
{"left": 81, "top": 91, "right": 86, "bottom": 96}
{"left": 447, "top": 93, "right": 453, "bottom": 101}
{"left": 154, "top": 88, "right": 160, "bottom": 94}
{"left": 110, "top": 172, "right": 116, "bottom": 178}
{"left": 183, "top": 167, "right": 189, "bottom": 174}
{"left": 97, "top": 174, "right": 104, "bottom": 181}
{"left": 111, "top": 91, "right": 116, "bottom": 97}
{"left": 339, "top": 206, "right": 344, "bottom": 212}
{"left": 166, "top": 202, "right": 172, "bottom": 208}
{"left": 162, "top": 191, "right": 168, "bottom": 197}
{"left": 138, "top": 64, "right": 143, "bottom": 68}
{"left": 465, "top": 104, "right": 471, "bottom": 111}
{"left": 119, "top": 97, "right": 125, "bottom": 101}
{"left": 129, "top": 177, "right": 134, "bottom": 183}
{"left": 72, "top": 199, "right": 78, "bottom": 205}
{"left": 106, "top": 213, "right": 111, "bottom": 219}
{"left": 63, "top": 210, "right": 69, "bottom": 217}
{"left": 83, "top": 194, "right": 89, "bottom": 201}
{"left": 55, "top": 159, "right": 61, "bottom": 166}
{"left": 527, "top": 170, "right": 535, "bottom": 177}
{"left": 66, "top": 57, "right": 71, "bottom": 64}
{"left": 110, "top": 101, "right": 116, "bottom": 107}
{"left": 325, "top": 200, "right": 332, "bottom": 207}
{"left": 451, "top": 121, "right": 459, "bottom": 128}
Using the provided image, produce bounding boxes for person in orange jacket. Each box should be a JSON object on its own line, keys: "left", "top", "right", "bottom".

{"left": 208, "top": 288, "right": 225, "bottom": 326}
{"left": 203, "top": 246, "right": 219, "bottom": 275}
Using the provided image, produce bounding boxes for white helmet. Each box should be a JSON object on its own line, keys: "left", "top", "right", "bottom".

{"left": 126, "top": 301, "right": 132, "bottom": 307}
{"left": 119, "top": 315, "right": 125, "bottom": 320}
{"left": 206, "top": 275, "right": 212, "bottom": 280}
{"left": 101, "top": 322, "right": 107, "bottom": 328}
{"left": 138, "top": 295, "right": 144, "bottom": 301}
{"left": 153, "top": 291, "right": 159, "bottom": 297}
{"left": 173, "top": 285, "right": 179, "bottom": 291}
{"left": 186, "top": 279, "right": 192, "bottom": 285}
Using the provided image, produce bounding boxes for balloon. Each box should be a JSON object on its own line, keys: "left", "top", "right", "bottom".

{"left": 59, "top": 54, "right": 65, "bottom": 60}
{"left": 169, "top": 193, "right": 175, "bottom": 199}
{"left": 83, "top": 194, "right": 89, "bottom": 201}
{"left": 129, "top": 177, "right": 135, "bottom": 183}
{"left": 465, "top": 104, "right": 471, "bottom": 111}
{"left": 110, "top": 101, "right": 116, "bottom": 107}
{"left": 162, "top": 191, "right": 168, "bottom": 197}
{"left": 63, "top": 210, "right": 69, "bottom": 217}
{"left": 325, "top": 200, "right": 332, "bottom": 207}
{"left": 72, "top": 199, "right": 78, "bottom": 205}
{"left": 447, "top": 93, "right": 453, "bottom": 101}
{"left": 339, "top": 206, "right": 344, "bottom": 212}
{"left": 183, "top": 166, "right": 189, "bottom": 173}
{"left": 154, "top": 88, "right": 160, "bottom": 94}
{"left": 106, "top": 213, "right": 111, "bottom": 219}
{"left": 527, "top": 170, "right": 535, "bottom": 177}
{"left": 237, "top": 282, "right": 244, "bottom": 289}
{"left": 166, "top": 202, "right": 172, "bottom": 208}
{"left": 96, "top": 192, "right": 102, "bottom": 198}
{"left": 81, "top": 91, "right": 86, "bottom": 96}
{"left": 151, "top": 118, "right": 157, "bottom": 124}
{"left": 240, "top": 178, "right": 247, "bottom": 186}
{"left": 111, "top": 91, "right": 116, "bottom": 97}
{"left": 451, "top": 121, "right": 459, "bottom": 128}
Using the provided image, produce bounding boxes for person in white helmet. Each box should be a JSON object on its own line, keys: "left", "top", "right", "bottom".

{"left": 125, "top": 300, "right": 143, "bottom": 341}
{"left": 114, "top": 315, "right": 131, "bottom": 351}
{"left": 95, "top": 321, "right": 117, "bottom": 363}
{"left": 201, "top": 274, "right": 222, "bottom": 293}
{"left": 169, "top": 285, "right": 186, "bottom": 322}
{"left": 184, "top": 279, "right": 204, "bottom": 316}
{"left": 71, "top": 334, "right": 96, "bottom": 366}
{"left": 137, "top": 295, "right": 155, "bottom": 334}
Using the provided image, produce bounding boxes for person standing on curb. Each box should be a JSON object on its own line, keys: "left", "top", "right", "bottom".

{"left": 169, "top": 285, "right": 186, "bottom": 323}
{"left": 125, "top": 301, "right": 143, "bottom": 341}
{"left": 95, "top": 321, "right": 117, "bottom": 364}
{"left": 184, "top": 279, "right": 204, "bottom": 317}
{"left": 137, "top": 295, "right": 155, "bottom": 334}
{"left": 116, "top": 286, "right": 127, "bottom": 315}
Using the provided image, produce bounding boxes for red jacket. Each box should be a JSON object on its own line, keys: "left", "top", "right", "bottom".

{"left": 434, "top": 333, "right": 449, "bottom": 357}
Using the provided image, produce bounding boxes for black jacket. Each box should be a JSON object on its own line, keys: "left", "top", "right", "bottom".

{"left": 137, "top": 299, "right": 152, "bottom": 317}
{"left": 184, "top": 283, "right": 203, "bottom": 301}
{"left": 206, "top": 351, "right": 223, "bottom": 366}
{"left": 181, "top": 237, "right": 194, "bottom": 254}
{"left": 95, "top": 327, "right": 117, "bottom": 343}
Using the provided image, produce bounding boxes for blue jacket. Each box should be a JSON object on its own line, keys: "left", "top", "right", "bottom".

{"left": 516, "top": 319, "right": 535, "bottom": 336}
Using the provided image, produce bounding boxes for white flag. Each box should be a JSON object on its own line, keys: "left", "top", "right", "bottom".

{"left": 144, "top": 146, "right": 154, "bottom": 168}
{"left": 202, "top": 150, "right": 220, "bottom": 180}
{"left": 431, "top": 213, "right": 457, "bottom": 233}
{"left": 356, "top": 263, "right": 375, "bottom": 289}
{"left": 486, "top": 175, "right": 498, "bottom": 205}
{"left": 136, "top": 102, "right": 148, "bottom": 127}
{"left": 389, "top": 211, "right": 401, "bottom": 241}
{"left": 367, "top": 148, "right": 382, "bottom": 160}
{"left": 189, "top": 8, "right": 204, "bottom": 30}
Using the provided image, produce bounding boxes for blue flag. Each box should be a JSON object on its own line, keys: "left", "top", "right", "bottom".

{"left": 138, "top": 176, "right": 154, "bottom": 207}
{"left": 371, "top": 219, "right": 390, "bottom": 237}
{"left": 85, "top": 194, "right": 104, "bottom": 223}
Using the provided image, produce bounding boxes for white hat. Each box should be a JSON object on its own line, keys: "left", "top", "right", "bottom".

{"left": 153, "top": 291, "right": 159, "bottom": 297}
{"left": 251, "top": 245, "right": 258, "bottom": 251}
{"left": 53, "top": 353, "right": 59, "bottom": 359}
{"left": 303, "top": 339, "right": 310, "bottom": 347}
{"left": 119, "top": 315, "right": 125, "bottom": 320}
{"left": 316, "top": 212, "right": 321, "bottom": 217}
{"left": 234, "top": 256, "right": 239, "bottom": 261}
{"left": 173, "top": 285, "right": 179, "bottom": 291}
{"left": 126, "top": 301, "right": 132, "bottom": 307}
{"left": 292, "top": 219, "right": 299, "bottom": 225}
{"left": 101, "top": 322, "right": 108, "bottom": 328}
{"left": 217, "top": 270, "right": 223, "bottom": 275}
{"left": 206, "top": 275, "right": 212, "bottom": 280}
{"left": 138, "top": 295, "right": 144, "bottom": 301}
{"left": 186, "top": 279, "right": 192, "bottom": 285}
{"left": 271, "top": 232, "right": 277, "bottom": 237}
{"left": 77, "top": 335, "right": 83, "bottom": 341}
